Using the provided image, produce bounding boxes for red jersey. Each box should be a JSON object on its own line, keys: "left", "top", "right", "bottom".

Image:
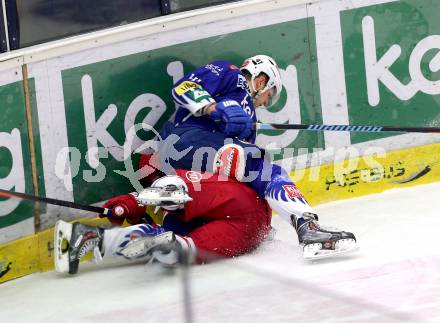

{"left": 175, "top": 169, "right": 270, "bottom": 223}
{"left": 171, "top": 170, "right": 271, "bottom": 261}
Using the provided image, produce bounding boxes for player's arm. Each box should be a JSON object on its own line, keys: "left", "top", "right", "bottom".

{"left": 171, "top": 79, "right": 216, "bottom": 116}
{"left": 171, "top": 64, "right": 222, "bottom": 116}
{"left": 101, "top": 176, "right": 192, "bottom": 225}
{"left": 172, "top": 64, "right": 253, "bottom": 139}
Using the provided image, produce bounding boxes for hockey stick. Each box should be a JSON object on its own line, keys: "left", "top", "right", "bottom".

{"left": 256, "top": 123, "right": 440, "bottom": 133}
{"left": 0, "top": 189, "right": 111, "bottom": 215}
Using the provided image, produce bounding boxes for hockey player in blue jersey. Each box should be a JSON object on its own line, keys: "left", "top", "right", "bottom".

{"left": 157, "top": 55, "right": 357, "bottom": 259}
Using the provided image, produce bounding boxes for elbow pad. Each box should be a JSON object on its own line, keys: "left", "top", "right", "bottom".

{"left": 172, "top": 81, "right": 215, "bottom": 116}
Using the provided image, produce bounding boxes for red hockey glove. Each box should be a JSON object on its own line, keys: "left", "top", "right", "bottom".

{"left": 101, "top": 194, "right": 146, "bottom": 226}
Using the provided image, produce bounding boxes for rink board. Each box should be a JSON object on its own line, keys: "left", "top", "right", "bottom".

{"left": 0, "top": 218, "right": 108, "bottom": 283}
{"left": 2, "top": 0, "right": 440, "bottom": 242}
{"left": 294, "top": 142, "right": 440, "bottom": 205}
{"left": 1, "top": 142, "right": 439, "bottom": 284}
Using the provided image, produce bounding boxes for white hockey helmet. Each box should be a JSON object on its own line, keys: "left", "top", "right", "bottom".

{"left": 151, "top": 175, "right": 189, "bottom": 210}
{"left": 240, "top": 55, "right": 282, "bottom": 107}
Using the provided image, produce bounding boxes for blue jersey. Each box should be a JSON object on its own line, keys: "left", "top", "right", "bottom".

{"left": 172, "top": 60, "right": 257, "bottom": 143}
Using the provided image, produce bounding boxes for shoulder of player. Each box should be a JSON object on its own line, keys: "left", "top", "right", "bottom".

{"left": 176, "top": 169, "right": 240, "bottom": 185}
{"left": 176, "top": 169, "right": 210, "bottom": 184}
{"left": 204, "top": 61, "right": 242, "bottom": 75}
{"left": 224, "top": 69, "right": 251, "bottom": 94}
{"left": 208, "top": 60, "right": 236, "bottom": 68}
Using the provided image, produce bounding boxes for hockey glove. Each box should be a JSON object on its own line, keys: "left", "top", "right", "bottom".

{"left": 210, "top": 100, "right": 252, "bottom": 140}
{"left": 101, "top": 194, "right": 146, "bottom": 226}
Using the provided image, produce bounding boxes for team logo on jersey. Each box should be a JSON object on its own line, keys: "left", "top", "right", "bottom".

{"left": 221, "top": 100, "right": 239, "bottom": 107}
{"left": 188, "top": 73, "right": 202, "bottom": 83}
{"left": 175, "top": 81, "right": 201, "bottom": 95}
{"left": 282, "top": 185, "right": 304, "bottom": 199}
{"left": 205, "top": 63, "right": 223, "bottom": 76}
{"left": 240, "top": 93, "right": 254, "bottom": 118}
{"left": 185, "top": 171, "right": 203, "bottom": 183}
{"left": 237, "top": 74, "right": 250, "bottom": 94}
{"left": 188, "top": 89, "right": 212, "bottom": 103}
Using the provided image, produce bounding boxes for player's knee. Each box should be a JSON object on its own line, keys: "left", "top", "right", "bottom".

{"left": 213, "top": 144, "right": 245, "bottom": 181}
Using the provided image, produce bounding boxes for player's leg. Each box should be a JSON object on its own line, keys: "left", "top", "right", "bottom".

{"left": 103, "top": 224, "right": 196, "bottom": 266}
{"left": 54, "top": 221, "right": 196, "bottom": 274}
{"left": 54, "top": 220, "right": 105, "bottom": 274}
{"left": 212, "top": 144, "right": 358, "bottom": 259}
{"left": 212, "top": 142, "right": 314, "bottom": 218}
{"left": 162, "top": 215, "right": 205, "bottom": 236}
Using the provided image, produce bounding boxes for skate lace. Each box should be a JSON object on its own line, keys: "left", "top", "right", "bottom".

{"left": 78, "top": 238, "right": 100, "bottom": 259}
{"left": 319, "top": 224, "right": 340, "bottom": 231}
{"left": 302, "top": 214, "right": 339, "bottom": 232}
{"left": 306, "top": 219, "right": 341, "bottom": 233}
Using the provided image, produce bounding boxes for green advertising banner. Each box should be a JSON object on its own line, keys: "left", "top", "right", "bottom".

{"left": 0, "top": 79, "right": 35, "bottom": 230}
{"left": 341, "top": 0, "right": 440, "bottom": 144}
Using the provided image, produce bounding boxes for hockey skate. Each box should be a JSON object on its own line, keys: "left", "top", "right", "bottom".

{"left": 135, "top": 185, "right": 192, "bottom": 207}
{"left": 292, "top": 213, "right": 358, "bottom": 260}
{"left": 118, "top": 229, "right": 195, "bottom": 267}
{"left": 117, "top": 227, "right": 176, "bottom": 260}
{"left": 54, "top": 220, "right": 104, "bottom": 274}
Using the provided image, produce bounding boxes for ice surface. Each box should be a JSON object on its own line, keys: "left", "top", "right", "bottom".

{"left": 2, "top": 182, "right": 440, "bottom": 323}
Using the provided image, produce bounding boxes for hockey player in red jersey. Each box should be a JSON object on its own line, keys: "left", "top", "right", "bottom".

{"left": 54, "top": 154, "right": 271, "bottom": 274}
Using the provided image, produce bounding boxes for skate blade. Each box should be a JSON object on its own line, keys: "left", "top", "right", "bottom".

{"left": 54, "top": 220, "right": 73, "bottom": 273}
{"left": 120, "top": 232, "right": 174, "bottom": 259}
{"left": 303, "top": 239, "right": 359, "bottom": 260}
{"left": 137, "top": 188, "right": 192, "bottom": 206}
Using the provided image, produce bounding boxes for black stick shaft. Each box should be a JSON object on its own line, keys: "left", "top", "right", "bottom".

{"left": 256, "top": 123, "right": 440, "bottom": 133}
{"left": 0, "top": 189, "right": 109, "bottom": 215}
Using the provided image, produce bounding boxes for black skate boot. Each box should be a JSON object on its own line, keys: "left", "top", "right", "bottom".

{"left": 54, "top": 220, "right": 104, "bottom": 274}
{"left": 291, "top": 213, "right": 358, "bottom": 260}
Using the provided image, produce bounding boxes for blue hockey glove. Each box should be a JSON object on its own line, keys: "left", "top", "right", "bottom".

{"left": 210, "top": 100, "right": 252, "bottom": 140}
